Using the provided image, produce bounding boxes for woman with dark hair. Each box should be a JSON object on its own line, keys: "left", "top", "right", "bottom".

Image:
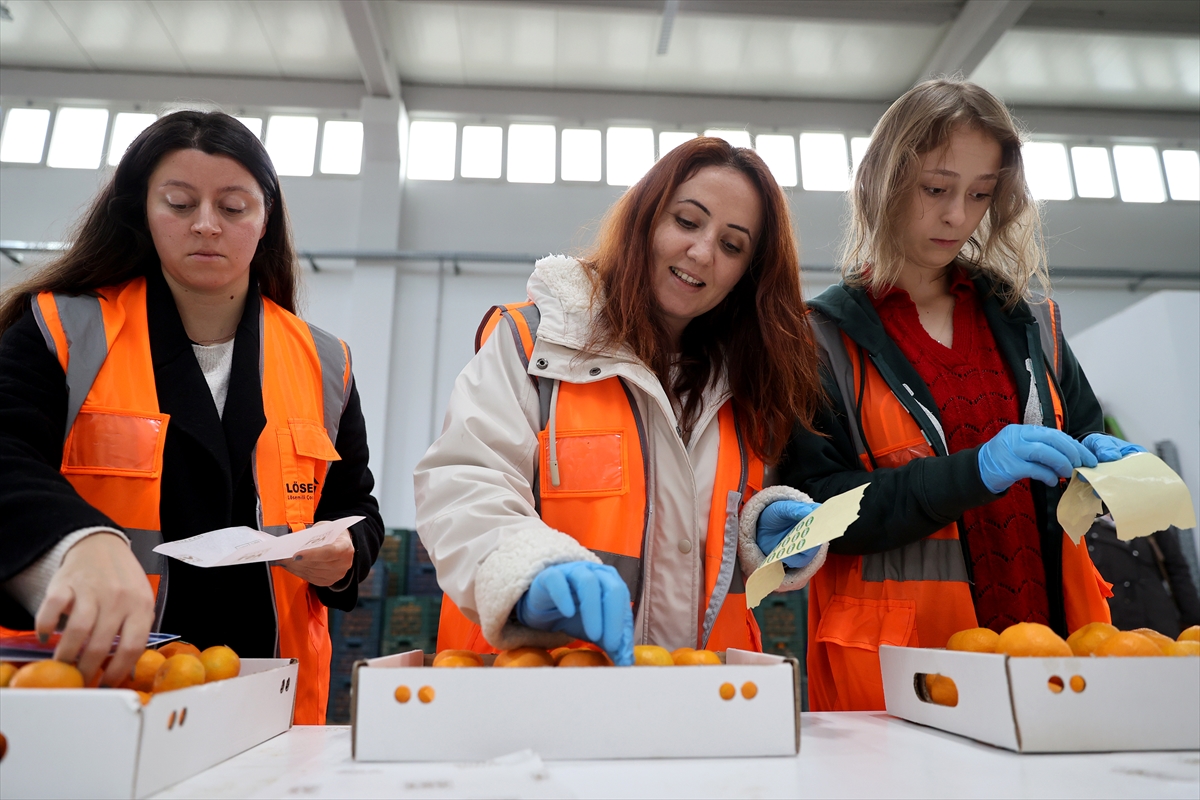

{"left": 415, "top": 138, "right": 827, "bottom": 664}
{"left": 0, "top": 110, "right": 383, "bottom": 723}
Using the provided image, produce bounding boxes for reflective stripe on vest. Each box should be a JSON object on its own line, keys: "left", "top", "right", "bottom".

{"left": 35, "top": 279, "right": 350, "bottom": 725}
{"left": 436, "top": 302, "right": 764, "bottom": 653}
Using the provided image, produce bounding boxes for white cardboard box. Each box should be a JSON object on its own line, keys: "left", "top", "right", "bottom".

{"left": 351, "top": 649, "right": 800, "bottom": 761}
{"left": 0, "top": 658, "right": 297, "bottom": 798}
{"left": 880, "top": 645, "right": 1200, "bottom": 752}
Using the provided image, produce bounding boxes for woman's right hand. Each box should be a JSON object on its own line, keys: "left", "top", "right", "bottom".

{"left": 515, "top": 562, "right": 634, "bottom": 666}
{"left": 36, "top": 533, "right": 155, "bottom": 686}
{"left": 977, "top": 424, "right": 1097, "bottom": 494}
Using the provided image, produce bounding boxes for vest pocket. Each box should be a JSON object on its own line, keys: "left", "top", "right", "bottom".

{"left": 815, "top": 595, "right": 917, "bottom": 710}
{"left": 277, "top": 419, "right": 339, "bottom": 526}
{"left": 62, "top": 407, "right": 169, "bottom": 478}
{"left": 538, "top": 429, "right": 627, "bottom": 497}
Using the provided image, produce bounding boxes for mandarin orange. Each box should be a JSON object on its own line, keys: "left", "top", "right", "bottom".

{"left": 1066, "top": 621, "right": 1120, "bottom": 656}
{"left": 9, "top": 660, "right": 85, "bottom": 688}
{"left": 1130, "top": 628, "right": 1175, "bottom": 654}
{"left": 494, "top": 647, "right": 554, "bottom": 667}
{"left": 1163, "top": 640, "right": 1200, "bottom": 657}
{"left": 152, "top": 654, "right": 206, "bottom": 692}
{"left": 633, "top": 645, "right": 674, "bottom": 666}
{"left": 946, "top": 627, "right": 1000, "bottom": 653}
{"left": 158, "top": 641, "right": 202, "bottom": 660}
{"left": 995, "top": 623, "right": 1071, "bottom": 657}
{"left": 1178, "top": 625, "right": 1200, "bottom": 643}
{"left": 1094, "top": 631, "right": 1163, "bottom": 657}
{"left": 673, "top": 649, "right": 721, "bottom": 665}
{"left": 556, "top": 649, "right": 612, "bottom": 667}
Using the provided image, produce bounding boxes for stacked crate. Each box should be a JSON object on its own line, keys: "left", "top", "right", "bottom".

{"left": 752, "top": 588, "right": 809, "bottom": 711}
{"left": 380, "top": 530, "right": 443, "bottom": 656}
{"left": 325, "top": 562, "right": 385, "bottom": 724}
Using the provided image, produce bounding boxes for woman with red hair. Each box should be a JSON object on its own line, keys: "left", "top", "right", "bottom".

{"left": 415, "top": 137, "right": 827, "bottom": 664}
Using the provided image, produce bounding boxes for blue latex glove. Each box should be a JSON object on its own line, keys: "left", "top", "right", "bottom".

{"left": 978, "top": 424, "right": 1098, "bottom": 494}
{"left": 1082, "top": 433, "right": 1148, "bottom": 463}
{"left": 515, "top": 561, "right": 634, "bottom": 666}
{"left": 755, "top": 500, "right": 822, "bottom": 569}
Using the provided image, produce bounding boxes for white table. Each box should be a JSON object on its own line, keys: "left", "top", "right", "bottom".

{"left": 152, "top": 712, "right": 1200, "bottom": 799}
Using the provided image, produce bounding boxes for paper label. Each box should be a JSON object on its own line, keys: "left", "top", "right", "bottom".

{"left": 153, "top": 515, "right": 364, "bottom": 567}
{"left": 1057, "top": 452, "right": 1196, "bottom": 544}
{"left": 744, "top": 483, "right": 867, "bottom": 609}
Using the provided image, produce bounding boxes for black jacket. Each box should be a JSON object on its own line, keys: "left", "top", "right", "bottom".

{"left": 778, "top": 278, "right": 1105, "bottom": 636}
{"left": 1085, "top": 518, "right": 1200, "bottom": 637}
{"left": 0, "top": 270, "right": 384, "bottom": 656}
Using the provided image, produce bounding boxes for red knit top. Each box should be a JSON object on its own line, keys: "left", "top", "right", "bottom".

{"left": 871, "top": 270, "right": 1049, "bottom": 631}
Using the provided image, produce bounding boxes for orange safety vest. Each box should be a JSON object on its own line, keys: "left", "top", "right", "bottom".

{"left": 31, "top": 277, "right": 351, "bottom": 724}
{"left": 806, "top": 298, "right": 1112, "bottom": 712}
{"left": 437, "top": 302, "right": 766, "bottom": 654}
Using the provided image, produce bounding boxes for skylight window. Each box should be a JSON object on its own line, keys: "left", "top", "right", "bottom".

{"left": 561, "top": 129, "right": 601, "bottom": 182}
{"left": 754, "top": 134, "right": 797, "bottom": 187}
{"left": 1069, "top": 147, "right": 1115, "bottom": 199}
{"left": 406, "top": 120, "right": 457, "bottom": 181}
{"left": 46, "top": 107, "right": 109, "bottom": 169}
{"left": 1112, "top": 145, "right": 1166, "bottom": 203}
{"left": 0, "top": 108, "right": 51, "bottom": 163}
{"left": 320, "top": 120, "right": 364, "bottom": 175}
{"left": 507, "top": 124, "right": 556, "bottom": 184}
{"left": 850, "top": 137, "right": 871, "bottom": 176}
{"left": 460, "top": 125, "right": 502, "bottom": 179}
{"left": 1162, "top": 150, "right": 1199, "bottom": 201}
{"left": 236, "top": 117, "right": 263, "bottom": 139}
{"left": 658, "top": 131, "right": 697, "bottom": 158}
{"left": 1022, "top": 142, "right": 1073, "bottom": 201}
{"left": 607, "top": 127, "right": 654, "bottom": 186}
{"left": 265, "top": 115, "right": 318, "bottom": 177}
{"left": 704, "top": 129, "right": 752, "bottom": 149}
{"left": 799, "top": 133, "right": 849, "bottom": 192}
{"left": 107, "top": 112, "right": 157, "bottom": 166}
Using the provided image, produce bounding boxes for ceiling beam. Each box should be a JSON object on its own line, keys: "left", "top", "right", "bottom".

{"left": 918, "top": 0, "right": 1032, "bottom": 82}
{"left": 340, "top": 0, "right": 399, "bottom": 99}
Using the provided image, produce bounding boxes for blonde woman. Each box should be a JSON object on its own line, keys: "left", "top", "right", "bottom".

{"left": 780, "top": 80, "right": 1137, "bottom": 711}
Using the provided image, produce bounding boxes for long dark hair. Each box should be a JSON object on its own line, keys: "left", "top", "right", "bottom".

{"left": 0, "top": 110, "right": 299, "bottom": 333}
{"left": 584, "top": 137, "right": 822, "bottom": 464}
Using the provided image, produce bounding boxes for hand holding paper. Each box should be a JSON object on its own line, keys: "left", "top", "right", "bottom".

{"left": 153, "top": 516, "right": 364, "bottom": 568}
{"left": 744, "top": 484, "right": 868, "bottom": 609}
{"left": 1057, "top": 453, "right": 1196, "bottom": 544}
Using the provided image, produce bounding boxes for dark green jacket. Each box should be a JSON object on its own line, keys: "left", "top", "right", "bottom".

{"left": 779, "top": 277, "right": 1105, "bottom": 634}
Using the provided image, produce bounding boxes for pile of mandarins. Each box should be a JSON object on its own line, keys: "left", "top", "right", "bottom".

{"left": 0, "top": 641, "right": 240, "bottom": 703}
{"left": 431, "top": 644, "right": 723, "bottom": 668}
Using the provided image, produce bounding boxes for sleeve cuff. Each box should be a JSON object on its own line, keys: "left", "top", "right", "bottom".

{"left": 738, "top": 485, "right": 828, "bottom": 594}
{"left": 3, "top": 527, "right": 129, "bottom": 617}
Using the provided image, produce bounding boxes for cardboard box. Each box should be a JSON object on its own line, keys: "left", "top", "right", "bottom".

{"left": 880, "top": 645, "right": 1200, "bottom": 752}
{"left": 0, "top": 658, "right": 297, "bottom": 798}
{"left": 351, "top": 649, "right": 800, "bottom": 761}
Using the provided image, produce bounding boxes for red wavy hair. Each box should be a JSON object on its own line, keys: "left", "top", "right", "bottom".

{"left": 583, "top": 137, "right": 822, "bottom": 463}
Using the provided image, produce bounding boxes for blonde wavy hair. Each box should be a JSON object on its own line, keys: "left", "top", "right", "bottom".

{"left": 841, "top": 79, "right": 1048, "bottom": 309}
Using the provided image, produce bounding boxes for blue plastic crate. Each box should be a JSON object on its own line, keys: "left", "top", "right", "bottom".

{"left": 381, "top": 594, "right": 441, "bottom": 654}
{"left": 405, "top": 533, "right": 441, "bottom": 596}
{"left": 380, "top": 530, "right": 408, "bottom": 596}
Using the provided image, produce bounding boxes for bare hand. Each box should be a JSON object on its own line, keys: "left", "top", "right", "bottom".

{"left": 278, "top": 529, "right": 355, "bottom": 587}
{"left": 36, "top": 533, "right": 155, "bottom": 686}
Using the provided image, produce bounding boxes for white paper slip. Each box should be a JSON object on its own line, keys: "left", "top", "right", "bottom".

{"left": 1058, "top": 452, "right": 1196, "bottom": 544}
{"left": 744, "top": 483, "right": 867, "bottom": 609}
{"left": 153, "top": 516, "right": 364, "bottom": 567}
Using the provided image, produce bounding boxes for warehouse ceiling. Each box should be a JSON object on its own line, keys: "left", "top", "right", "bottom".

{"left": 0, "top": 0, "right": 1197, "bottom": 110}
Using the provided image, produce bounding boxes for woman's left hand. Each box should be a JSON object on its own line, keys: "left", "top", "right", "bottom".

{"left": 1082, "top": 433, "right": 1147, "bottom": 463}
{"left": 279, "top": 529, "right": 355, "bottom": 586}
{"left": 756, "top": 500, "right": 822, "bottom": 569}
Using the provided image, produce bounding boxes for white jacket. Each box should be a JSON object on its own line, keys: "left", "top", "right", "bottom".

{"left": 413, "top": 256, "right": 825, "bottom": 651}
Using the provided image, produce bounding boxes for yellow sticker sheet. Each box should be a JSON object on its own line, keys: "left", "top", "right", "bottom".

{"left": 745, "top": 483, "right": 867, "bottom": 609}
{"left": 1057, "top": 452, "right": 1197, "bottom": 544}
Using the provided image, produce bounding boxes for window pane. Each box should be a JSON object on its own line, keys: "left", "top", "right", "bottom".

{"left": 561, "top": 128, "right": 600, "bottom": 182}
{"left": 659, "top": 131, "right": 697, "bottom": 159}
{"left": 406, "top": 120, "right": 456, "bottom": 181}
{"left": 1162, "top": 150, "right": 1199, "bottom": 201}
{"left": 1070, "top": 146, "right": 1115, "bottom": 199}
{"left": 0, "top": 107, "right": 51, "bottom": 163}
{"left": 850, "top": 137, "right": 871, "bottom": 176}
{"left": 1112, "top": 145, "right": 1166, "bottom": 203}
{"left": 607, "top": 127, "right": 654, "bottom": 186}
{"left": 46, "top": 107, "right": 109, "bottom": 169}
{"left": 320, "top": 120, "right": 364, "bottom": 175}
{"left": 704, "top": 129, "right": 752, "bottom": 149}
{"left": 507, "top": 124, "right": 556, "bottom": 184}
{"left": 107, "top": 112, "right": 157, "bottom": 166}
{"left": 754, "top": 134, "right": 797, "bottom": 187}
{"left": 1022, "top": 142, "right": 1073, "bottom": 201}
{"left": 236, "top": 117, "right": 263, "bottom": 139}
{"left": 461, "top": 125, "right": 502, "bottom": 179}
{"left": 799, "top": 132, "right": 849, "bottom": 192}
{"left": 265, "top": 115, "right": 318, "bottom": 177}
